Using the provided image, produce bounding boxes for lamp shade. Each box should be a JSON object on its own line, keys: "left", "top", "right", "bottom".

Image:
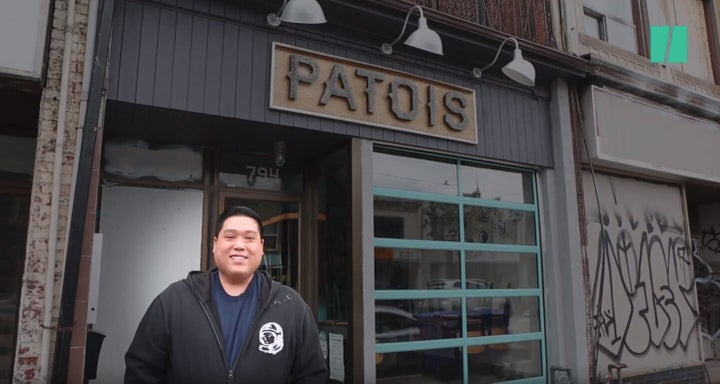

{"left": 279, "top": 0, "right": 327, "bottom": 24}
{"left": 403, "top": 17, "right": 443, "bottom": 55}
{"left": 501, "top": 48, "right": 535, "bottom": 87}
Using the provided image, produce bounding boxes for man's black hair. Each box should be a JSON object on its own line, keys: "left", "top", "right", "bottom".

{"left": 215, "top": 206, "right": 264, "bottom": 238}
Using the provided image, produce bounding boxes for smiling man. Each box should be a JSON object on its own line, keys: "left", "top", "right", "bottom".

{"left": 125, "top": 206, "right": 327, "bottom": 383}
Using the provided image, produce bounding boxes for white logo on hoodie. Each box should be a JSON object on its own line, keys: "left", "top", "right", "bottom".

{"left": 258, "top": 322, "right": 284, "bottom": 355}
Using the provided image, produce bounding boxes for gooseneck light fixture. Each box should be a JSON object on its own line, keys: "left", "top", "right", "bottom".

{"left": 472, "top": 37, "right": 535, "bottom": 87}
{"left": 381, "top": 5, "right": 443, "bottom": 56}
{"left": 267, "top": 0, "right": 327, "bottom": 27}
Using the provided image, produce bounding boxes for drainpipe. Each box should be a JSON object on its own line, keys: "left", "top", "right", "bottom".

{"left": 40, "top": 0, "right": 77, "bottom": 379}
{"left": 51, "top": 0, "right": 115, "bottom": 381}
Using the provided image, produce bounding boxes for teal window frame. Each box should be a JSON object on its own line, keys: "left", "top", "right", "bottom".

{"left": 373, "top": 147, "right": 546, "bottom": 384}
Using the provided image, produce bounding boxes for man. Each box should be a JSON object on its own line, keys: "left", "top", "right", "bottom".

{"left": 125, "top": 206, "right": 328, "bottom": 383}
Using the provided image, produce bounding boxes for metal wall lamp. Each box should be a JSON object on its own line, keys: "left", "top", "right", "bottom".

{"left": 267, "top": 0, "right": 327, "bottom": 27}
{"left": 472, "top": 37, "right": 535, "bottom": 87}
{"left": 381, "top": 5, "right": 443, "bottom": 56}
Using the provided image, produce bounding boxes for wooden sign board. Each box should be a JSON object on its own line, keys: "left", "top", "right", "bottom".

{"left": 270, "top": 43, "right": 477, "bottom": 144}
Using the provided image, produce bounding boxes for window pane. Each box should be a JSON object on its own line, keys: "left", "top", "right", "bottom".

{"left": 375, "top": 248, "right": 460, "bottom": 290}
{"left": 373, "top": 151, "right": 458, "bottom": 195}
{"left": 461, "top": 164, "right": 533, "bottom": 203}
{"left": 585, "top": 0, "right": 632, "bottom": 21}
{"left": 466, "top": 340, "right": 542, "bottom": 383}
{"left": 467, "top": 297, "right": 541, "bottom": 336}
{"left": 607, "top": 19, "right": 637, "bottom": 53}
{"left": 377, "top": 348, "right": 461, "bottom": 382}
{"left": 376, "top": 299, "right": 462, "bottom": 343}
{"left": 583, "top": 14, "right": 602, "bottom": 39}
{"left": 466, "top": 252, "right": 538, "bottom": 289}
{"left": 464, "top": 206, "right": 536, "bottom": 245}
{"left": 375, "top": 197, "right": 459, "bottom": 241}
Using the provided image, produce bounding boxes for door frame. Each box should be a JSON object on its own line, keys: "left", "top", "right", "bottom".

{"left": 217, "top": 188, "right": 318, "bottom": 310}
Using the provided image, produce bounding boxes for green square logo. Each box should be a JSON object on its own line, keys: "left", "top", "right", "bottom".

{"left": 650, "top": 26, "right": 688, "bottom": 63}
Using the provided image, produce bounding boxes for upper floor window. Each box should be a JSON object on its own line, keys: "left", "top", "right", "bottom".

{"left": 583, "top": 0, "right": 639, "bottom": 53}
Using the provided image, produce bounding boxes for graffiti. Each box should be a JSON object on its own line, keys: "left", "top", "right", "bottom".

{"left": 701, "top": 225, "right": 720, "bottom": 254}
{"left": 589, "top": 205, "right": 699, "bottom": 361}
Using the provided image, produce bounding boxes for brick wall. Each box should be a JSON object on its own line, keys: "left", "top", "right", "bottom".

{"left": 13, "top": 0, "right": 90, "bottom": 381}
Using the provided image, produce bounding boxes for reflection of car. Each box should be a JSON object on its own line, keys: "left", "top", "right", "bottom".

{"left": 375, "top": 305, "right": 420, "bottom": 342}
{"left": 375, "top": 306, "right": 422, "bottom": 378}
{"left": 427, "top": 278, "right": 491, "bottom": 290}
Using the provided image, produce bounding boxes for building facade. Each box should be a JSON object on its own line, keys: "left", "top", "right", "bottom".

{"left": 10, "top": 0, "right": 718, "bottom": 383}
{"left": 563, "top": 0, "right": 720, "bottom": 382}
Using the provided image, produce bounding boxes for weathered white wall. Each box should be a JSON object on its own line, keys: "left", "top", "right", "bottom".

{"left": 583, "top": 86, "right": 720, "bottom": 183}
{"left": 0, "top": 0, "right": 50, "bottom": 77}
{"left": 94, "top": 186, "right": 202, "bottom": 382}
{"left": 583, "top": 171, "right": 701, "bottom": 373}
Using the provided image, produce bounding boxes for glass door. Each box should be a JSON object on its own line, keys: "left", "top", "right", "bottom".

{"left": 220, "top": 196, "right": 301, "bottom": 290}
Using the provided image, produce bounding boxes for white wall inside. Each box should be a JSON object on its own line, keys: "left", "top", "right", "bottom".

{"left": 0, "top": 0, "right": 49, "bottom": 77}
{"left": 94, "top": 186, "right": 203, "bottom": 382}
{"left": 583, "top": 172, "right": 701, "bottom": 374}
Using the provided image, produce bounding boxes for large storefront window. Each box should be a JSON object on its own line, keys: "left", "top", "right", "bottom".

{"left": 373, "top": 147, "right": 545, "bottom": 383}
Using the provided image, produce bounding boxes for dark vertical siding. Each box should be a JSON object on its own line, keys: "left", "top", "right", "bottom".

{"left": 108, "top": 0, "right": 554, "bottom": 167}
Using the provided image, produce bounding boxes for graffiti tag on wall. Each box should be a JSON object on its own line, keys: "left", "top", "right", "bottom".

{"left": 585, "top": 174, "right": 699, "bottom": 365}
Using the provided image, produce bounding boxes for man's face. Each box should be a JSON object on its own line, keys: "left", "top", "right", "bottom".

{"left": 213, "top": 215, "right": 264, "bottom": 282}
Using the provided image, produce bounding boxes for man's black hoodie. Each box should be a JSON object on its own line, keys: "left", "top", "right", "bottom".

{"left": 125, "top": 269, "right": 328, "bottom": 383}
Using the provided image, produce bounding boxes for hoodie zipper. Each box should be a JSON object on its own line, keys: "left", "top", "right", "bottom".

{"left": 191, "top": 276, "right": 233, "bottom": 381}
{"left": 192, "top": 272, "right": 276, "bottom": 383}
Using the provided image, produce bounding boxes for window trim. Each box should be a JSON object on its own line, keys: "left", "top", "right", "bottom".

{"left": 583, "top": 6, "right": 607, "bottom": 41}
{"left": 704, "top": 0, "right": 720, "bottom": 84}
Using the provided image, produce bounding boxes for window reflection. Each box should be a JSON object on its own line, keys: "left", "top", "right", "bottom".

{"left": 461, "top": 164, "right": 533, "bottom": 203}
{"left": 373, "top": 151, "right": 458, "bottom": 195}
{"left": 375, "top": 248, "right": 460, "bottom": 290}
{"left": 466, "top": 297, "right": 540, "bottom": 337}
{"left": 464, "top": 206, "right": 535, "bottom": 245}
{"left": 375, "top": 197, "right": 459, "bottom": 241}
{"left": 465, "top": 340, "right": 543, "bottom": 383}
{"left": 376, "top": 299, "right": 463, "bottom": 344}
{"left": 465, "top": 252, "right": 538, "bottom": 289}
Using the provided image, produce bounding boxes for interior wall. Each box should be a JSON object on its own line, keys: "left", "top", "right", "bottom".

{"left": 94, "top": 185, "right": 203, "bottom": 382}
{"left": 582, "top": 171, "right": 701, "bottom": 374}
{"left": 698, "top": 202, "right": 720, "bottom": 273}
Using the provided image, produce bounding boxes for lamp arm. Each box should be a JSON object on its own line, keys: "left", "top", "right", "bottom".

{"left": 473, "top": 36, "right": 519, "bottom": 74}
{"left": 267, "top": 0, "right": 289, "bottom": 26}
{"left": 387, "top": 5, "right": 424, "bottom": 47}
{"left": 276, "top": 0, "right": 289, "bottom": 15}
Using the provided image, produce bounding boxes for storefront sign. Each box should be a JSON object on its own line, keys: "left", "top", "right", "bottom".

{"left": 270, "top": 43, "right": 477, "bottom": 144}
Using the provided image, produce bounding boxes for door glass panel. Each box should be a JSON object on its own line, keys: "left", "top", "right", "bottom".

{"left": 465, "top": 252, "right": 538, "bottom": 289}
{"left": 375, "top": 197, "right": 459, "bottom": 241}
{"left": 373, "top": 150, "right": 458, "bottom": 195}
{"left": 375, "top": 248, "right": 460, "bottom": 290}
{"left": 463, "top": 206, "right": 536, "bottom": 245}
{"left": 222, "top": 198, "right": 300, "bottom": 289}
{"left": 376, "top": 299, "right": 462, "bottom": 343}
{"left": 460, "top": 164, "right": 534, "bottom": 204}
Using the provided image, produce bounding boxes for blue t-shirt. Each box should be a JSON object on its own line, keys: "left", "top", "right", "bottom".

{"left": 211, "top": 271, "right": 260, "bottom": 366}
